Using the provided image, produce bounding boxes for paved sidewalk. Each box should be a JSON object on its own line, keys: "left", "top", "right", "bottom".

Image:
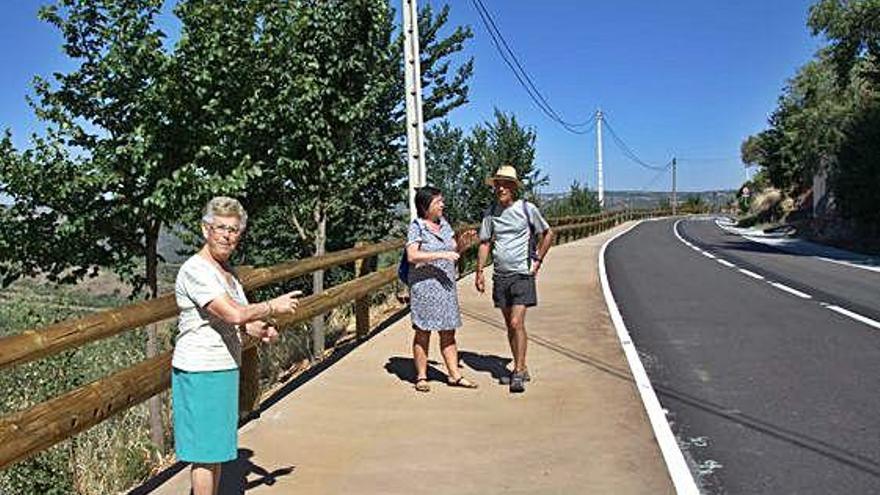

{"left": 140, "top": 222, "right": 673, "bottom": 495}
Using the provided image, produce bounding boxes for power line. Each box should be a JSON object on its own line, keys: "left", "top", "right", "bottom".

{"left": 639, "top": 160, "right": 674, "bottom": 191}
{"left": 602, "top": 117, "right": 669, "bottom": 171}
{"left": 471, "top": 0, "right": 592, "bottom": 128}
{"left": 469, "top": 0, "right": 594, "bottom": 134}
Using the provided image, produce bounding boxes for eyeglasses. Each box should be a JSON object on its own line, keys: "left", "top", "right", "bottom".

{"left": 208, "top": 224, "right": 243, "bottom": 237}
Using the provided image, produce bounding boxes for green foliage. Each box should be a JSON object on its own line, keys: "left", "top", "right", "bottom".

{"left": 425, "top": 120, "right": 470, "bottom": 225}
{"left": 543, "top": 181, "right": 601, "bottom": 217}
{"left": 683, "top": 195, "right": 707, "bottom": 212}
{"left": 808, "top": 0, "right": 880, "bottom": 87}
{"left": 831, "top": 100, "right": 880, "bottom": 227}
{"left": 0, "top": 443, "right": 74, "bottom": 495}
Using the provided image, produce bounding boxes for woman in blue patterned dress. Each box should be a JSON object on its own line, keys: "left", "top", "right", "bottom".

{"left": 407, "top": 186, "right": 478, "bottom": 392}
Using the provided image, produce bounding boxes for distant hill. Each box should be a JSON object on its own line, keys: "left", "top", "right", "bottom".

{"left": 538, "top": 189, "right": 736, "bottom": 210}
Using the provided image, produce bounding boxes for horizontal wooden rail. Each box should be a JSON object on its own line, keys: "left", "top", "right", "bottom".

{"left": 0, "top": 352, "right": 173, "bottom": 469}
{"left": 0, "top": 239, "right": 405, "bottom": 371}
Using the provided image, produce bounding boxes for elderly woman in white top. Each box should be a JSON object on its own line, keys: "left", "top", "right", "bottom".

{"left": 173, "top": 196, "right": 301, "bottom": 495}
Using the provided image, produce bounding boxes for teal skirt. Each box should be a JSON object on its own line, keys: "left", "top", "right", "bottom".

{"left": 172, "top": 367, "right": 239, "bottom": 463}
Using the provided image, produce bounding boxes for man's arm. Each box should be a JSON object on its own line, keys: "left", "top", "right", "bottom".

{"left": 530, "top": 227, "right": 555, "bottom": 275}
{"left": 475, "top": 241, "right": 491, "bottom": 293}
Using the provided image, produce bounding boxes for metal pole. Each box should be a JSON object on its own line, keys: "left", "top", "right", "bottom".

{"left": 596, "top": 109, "right": 604, "bottom": 209}
{"left": 672, "top": 157, "right": 677, "bottom": 215}
{"left": 403, "top": 0, "right": 427, "bottom": 220}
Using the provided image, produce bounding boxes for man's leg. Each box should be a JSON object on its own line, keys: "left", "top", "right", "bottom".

{"left": 506, "top": 304, "right": 528, "bottom": 373}
{"left": 501, "top": 306, "right": 517, "bottom": 364}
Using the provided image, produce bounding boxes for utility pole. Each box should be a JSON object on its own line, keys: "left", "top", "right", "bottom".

{"left": 672, "top": 157, "right": 677, "bottom": 215}
{"left": 595, "top": 109, "right": 604, "bottom": 209}
{"left": 402, "top": 0, "right": 426, "bottom": 220}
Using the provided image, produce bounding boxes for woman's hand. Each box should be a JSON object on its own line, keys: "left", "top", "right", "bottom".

{"left": 259, "top": 323, "right": 279, "bottom": 343}
{"left": 456, "top": 229, "right": 478, "bottom": 252}
{"left": 438, "top": 251, "right": 460, "bottom": 262}
{"left": 267, "top": 290, "right": 303, "bottom": 315}
{"left": 245, "top": 321, "right": 280, "bottom": 343}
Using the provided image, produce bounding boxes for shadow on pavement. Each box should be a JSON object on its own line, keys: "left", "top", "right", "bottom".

{"left": 458, "top": 350, "right": 511, "bottom": 382}
{"left": 384, "top": 356, "right": 448, "bottom": 384}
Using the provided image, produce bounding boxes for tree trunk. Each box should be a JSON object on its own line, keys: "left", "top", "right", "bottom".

{"left": 145, "top": 221, "right": 165, "bottom": 454}
{"left": 311, "top": 206, "right": 326, "bottom": 360}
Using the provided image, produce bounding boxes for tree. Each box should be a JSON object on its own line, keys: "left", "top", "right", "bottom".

{"left": 426, "top": 120, "right": 469, "bottom": 225}
{"left": 831, "top": 100, "right": 880, "bottom": 228}
{"left": 462, "top": 109, "right": 547, "bottom": 221}
{"left": 542, "top": 181, "right": 600, "bottom": 218}
{"left": 566, "top": 181, "right": 601, "bottom": 215}
{"left": 808, "top": 0, "right": 880, "bottom": 87}
{"left": 684, "top": 195, "right": 706, "bottom": 213}
{"left": 740, "top": 55, "right": 854, "bottom": 194}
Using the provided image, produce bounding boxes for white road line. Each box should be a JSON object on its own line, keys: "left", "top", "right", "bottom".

{"left": 769, "top": 282, "right": 812, "bottom": 299}
{"left": 817, "top": 257, "right": 880, "bottom": 274}
{"left": 738, "top": 269, "right": 764, "bottom": 280}
{"left": 601, "top": 221, "right": 701, "bottom": 495}
{"left": 702, "top": 251, "right": 717, "bottom": 259}
{"left": 716, "top": 259, "right": 735, "bottom": 268}
{"left": 823, "top": 304, "right": 880, "bottom": 330}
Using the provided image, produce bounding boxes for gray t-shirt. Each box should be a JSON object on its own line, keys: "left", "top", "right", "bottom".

{"left": 479, "top": 199, "right": 549, "bottom": 275}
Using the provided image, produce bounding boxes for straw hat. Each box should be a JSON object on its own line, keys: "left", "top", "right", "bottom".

{"left": 485, "top": 165, "right": 523, "bottom": 188}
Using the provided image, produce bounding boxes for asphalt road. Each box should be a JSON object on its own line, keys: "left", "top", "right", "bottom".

{"left": 605, "top": 217, "right": 880, "bottom": 494}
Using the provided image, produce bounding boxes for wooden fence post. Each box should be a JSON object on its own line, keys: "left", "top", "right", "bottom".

{"left": 354, "top": 242, "right": 373, "bottom": 340}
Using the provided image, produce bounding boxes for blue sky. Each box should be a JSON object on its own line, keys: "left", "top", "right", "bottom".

{"left": 1, "top": 1, "right": 822, "bottom": 193}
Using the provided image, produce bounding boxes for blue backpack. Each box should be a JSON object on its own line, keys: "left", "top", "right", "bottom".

{"left": 397, "top": 219, "right": 424, "bottom": 285}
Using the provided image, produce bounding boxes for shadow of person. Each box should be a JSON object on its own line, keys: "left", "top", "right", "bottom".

{"left": 384, "top": 356, "right": 448, "bottom": 384}
{"left": 217, "top": 448, "right": 295, "bottom": 495}
{"left": 458, "top": 350, "right": 511, "bottom": 382}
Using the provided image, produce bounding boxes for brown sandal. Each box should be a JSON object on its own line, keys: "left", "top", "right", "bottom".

{"left": 414, "top": 378, "right": 430, "bottom": 392}
{"left": 448, "top": 376, "right": 479, "bottom": 389}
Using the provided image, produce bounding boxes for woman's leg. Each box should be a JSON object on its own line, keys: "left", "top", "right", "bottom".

{"left": 213, "top": 463, "right": 222, "bottom": 495}
{"left": 439, "top": 330, "right": 460, "bottom": 380}
{"left": 412, "top": 328, "right": 431, "bottom": 381}
{"left": 191, "top": 463, "right": 220, "bottom": 495}
{"left": 440, "top": 330, "right": 478, "bottom": 387}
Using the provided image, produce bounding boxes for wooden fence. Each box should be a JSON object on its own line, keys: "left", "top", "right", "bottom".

{"left": 0, "top": 208, "right": 670, "bottom": 469}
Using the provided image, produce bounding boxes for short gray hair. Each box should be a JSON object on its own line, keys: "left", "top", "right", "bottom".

{"left": 202, "top": 196, "right": 248, "bottom": 228}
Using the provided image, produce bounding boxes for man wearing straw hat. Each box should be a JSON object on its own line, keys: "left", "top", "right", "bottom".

{"left": 475, "top": 165, "right": 555, "bottom": 393}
